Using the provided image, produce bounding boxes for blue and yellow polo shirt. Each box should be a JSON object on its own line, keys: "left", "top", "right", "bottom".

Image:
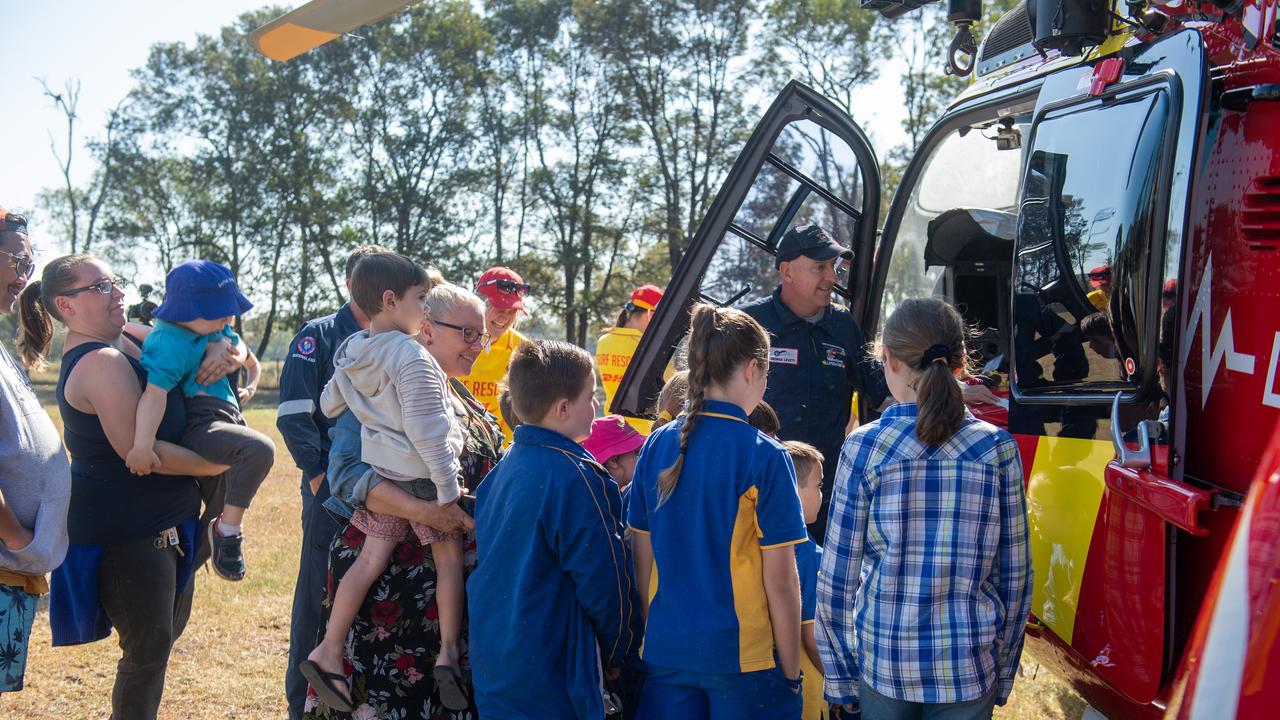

{"left": 796, "top": 534, "right": 824, "bottom": 720}
{"left": 628, "top": 399, "right": 808, "bottom": 674}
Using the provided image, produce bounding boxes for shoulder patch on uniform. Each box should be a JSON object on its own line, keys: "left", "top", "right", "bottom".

{"left": 297, "top": 336, "right": 317, "bottom": 355}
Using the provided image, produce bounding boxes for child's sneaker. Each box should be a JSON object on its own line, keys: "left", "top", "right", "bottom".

{"left": 208, "top": 518, "right": 246, "bottom": 581}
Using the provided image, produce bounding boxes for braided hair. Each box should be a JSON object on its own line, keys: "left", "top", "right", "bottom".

{"left": 657, "top": 304, "right": 770, "bottom": 505}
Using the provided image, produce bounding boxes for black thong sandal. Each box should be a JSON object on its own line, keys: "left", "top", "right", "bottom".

{"left": 434, "top": 664, "right": 470, "bottom": 711}
{"left": 300, "top": 659, "right": 355, "bottom": 712}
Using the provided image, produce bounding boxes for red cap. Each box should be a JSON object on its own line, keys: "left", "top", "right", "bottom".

{"left": 629, "top": 284, "right": 663, "bottom": 311}
{"left": 475, "top": 266, "right": 527, "bottom": 310}
{"left": 1088, "top": 264, "right": 1112, "bottom": 288}
{"left": 583, "top": 415, "right": 646, "bottom": 464}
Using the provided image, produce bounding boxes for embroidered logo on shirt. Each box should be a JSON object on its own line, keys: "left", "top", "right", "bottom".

{"left": 821, "top": 342, "right": 847, "bottom": 369}
{"left": 770, "top": 347, "right": 799, "bottom": 365}
{"left": 297, "top": 336, "right": 317, "bottom": 355}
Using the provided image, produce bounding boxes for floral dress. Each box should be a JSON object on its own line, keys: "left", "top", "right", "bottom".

{"left": 305, "top": 381, "right": 502, "bottom": 720}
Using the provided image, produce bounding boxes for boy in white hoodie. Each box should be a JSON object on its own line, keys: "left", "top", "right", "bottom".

{"left": 300, "top": 252, "right": 468, "bottom": 712}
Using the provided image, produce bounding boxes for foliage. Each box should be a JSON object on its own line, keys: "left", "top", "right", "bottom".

{"left": 28, "top": 0, "right": 1028, "bottom": 352}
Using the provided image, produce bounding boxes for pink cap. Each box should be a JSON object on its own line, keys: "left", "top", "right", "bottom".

{"left": 583, "top": 415, "right": 645, "bottom": 464}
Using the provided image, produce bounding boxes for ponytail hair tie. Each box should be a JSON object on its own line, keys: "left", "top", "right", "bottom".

{"left": 919, "top": 344, "right": 952, "bottom": 370}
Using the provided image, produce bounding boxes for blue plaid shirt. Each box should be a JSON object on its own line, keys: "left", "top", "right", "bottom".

{"left": 816, "top": 403, "right": 1032, "bottom": 706}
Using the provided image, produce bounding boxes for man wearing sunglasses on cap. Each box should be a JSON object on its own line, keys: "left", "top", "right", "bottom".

{"left": 741, "top": 224, "right": 889, "bottom": 539}
{"left": 459, "top": 266, "right": 530, "bottom": 445}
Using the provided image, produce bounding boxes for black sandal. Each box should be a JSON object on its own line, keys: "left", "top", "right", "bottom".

{"left": 300, "top": 659, "right": 354, "bottom": 712}
{"left": 433, "top": 664, "right": 470, "bottom": 711}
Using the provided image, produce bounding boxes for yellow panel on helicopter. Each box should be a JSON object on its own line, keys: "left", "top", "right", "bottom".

{"left": 1026, "top": 435, "right": 1111, "bottom": 644}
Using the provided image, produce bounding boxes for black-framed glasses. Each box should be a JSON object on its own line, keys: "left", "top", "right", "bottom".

{"left": 1, "top": 213, "right": 27, "bottom": 235}
{"left": 0, "top": 248, "right": 34, "bottom": 279}
{"left": 432, "top": 318, "right": 491, "bottom": 347}
{"left": 61, "top": 277, "right": 124, "bottom": 297}
{"left": 477, "top": 278, "right": 530, "bottom": 297}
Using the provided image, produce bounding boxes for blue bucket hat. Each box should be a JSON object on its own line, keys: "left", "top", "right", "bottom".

{"left": 152, "top": 260, "right": 253, "bottom": 323}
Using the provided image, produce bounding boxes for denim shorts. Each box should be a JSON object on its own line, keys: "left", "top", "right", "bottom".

{"left": 0, "top": 582, "right": 38, "bottom": 692}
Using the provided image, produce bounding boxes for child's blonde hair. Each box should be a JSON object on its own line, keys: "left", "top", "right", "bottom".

{"left": 653, "top": 370, "right": 689, "bottom": 430}
{"left": 781, "top": 441, "right": 824, "bottom": 488}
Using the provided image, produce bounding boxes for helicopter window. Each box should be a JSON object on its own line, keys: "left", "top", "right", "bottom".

{"left": 1012, "top": 89, "right": 1170, "bottom": 403}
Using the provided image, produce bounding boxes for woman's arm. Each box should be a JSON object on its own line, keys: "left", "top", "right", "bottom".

{"left": 194, "top": 336, "right": 246, "bottom": 387}
{"left": 763, "top": 545, "right": 803, "bottom": 682}
{"left": 630, "top": 531, "right": 654, "bottom": 622}
{"left": 71, "top": 349, "right": 228, "bottom": 478}
{"left": 364, "top": 481, "right": 473, "bottom": 533}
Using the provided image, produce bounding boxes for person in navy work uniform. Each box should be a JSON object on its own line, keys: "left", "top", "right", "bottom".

{"left": 740, "top": 225, "right": 889, "bottom": 537}
{"left": 278, "top": 244, "right": 387, "bottom": 720}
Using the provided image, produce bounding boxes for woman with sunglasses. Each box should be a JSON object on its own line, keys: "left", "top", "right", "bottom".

{"left": 16, "top": 253, "right": 234, "bottom": 719}
{"left": 307, "top": 278, "right": 502, "bottom": 719}
{"left": 459, "top": 266, "right": 530, "bottom": 444}
{"left": 0, "top": 211, "right": 70, "bottom": 700}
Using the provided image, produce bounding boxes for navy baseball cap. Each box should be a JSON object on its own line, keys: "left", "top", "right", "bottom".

{"left": 153, "top": 260, "right": 253, "bottom": 323}
{"left": 775, "top": 224, "right": 852, "bottom": 267}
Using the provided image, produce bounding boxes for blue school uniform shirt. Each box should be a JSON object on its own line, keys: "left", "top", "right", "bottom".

{"left": 468, "top": 424, "right": 641, "bottom": 720}
{"left": 796, "top": 534, "right": 820, "bottom": 626}
{"left": 140, "top": 320, "right": 239, "bottom": 405}
{"left": 628, "top": 399, "right": 808, "bottom": 674}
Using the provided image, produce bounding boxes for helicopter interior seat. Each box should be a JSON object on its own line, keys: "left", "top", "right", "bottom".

{"left": 924, "top": 208, "right": 1017, "bottom": 369}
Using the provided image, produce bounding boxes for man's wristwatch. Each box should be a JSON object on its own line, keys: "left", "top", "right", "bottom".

{"left": 784, "top": 670, "right": 804, "bottom": 693}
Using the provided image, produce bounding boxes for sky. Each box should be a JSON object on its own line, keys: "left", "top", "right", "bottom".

{"left": 1, "top": 1, "right": 911, "bottom": 282}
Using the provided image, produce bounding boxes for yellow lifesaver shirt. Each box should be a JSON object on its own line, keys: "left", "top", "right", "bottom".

{"left": 460, "top": 327, "right": 528, "bottom": 444}
{"left": 595, "top": 327, "right": 653, "bottom": 434}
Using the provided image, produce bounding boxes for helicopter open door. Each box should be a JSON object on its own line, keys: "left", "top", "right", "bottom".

{"left": 612, "top": 81, "right": 881, "bottom": 420}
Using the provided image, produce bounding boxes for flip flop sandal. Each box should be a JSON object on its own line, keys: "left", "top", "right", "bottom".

{"left": 300, "top": 659, "right": 355, "bottom": 712}
{"left": 434, "top": 664, "right": 470, "bottom": 711}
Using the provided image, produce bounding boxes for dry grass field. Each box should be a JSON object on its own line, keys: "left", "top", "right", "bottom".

{"left": 6, "top": 386, "right": 1088, "bottom": 719}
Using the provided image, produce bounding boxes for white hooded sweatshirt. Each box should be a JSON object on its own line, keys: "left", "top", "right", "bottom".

{"left": 321, "top": 329, "right": 463, "bottom": 503}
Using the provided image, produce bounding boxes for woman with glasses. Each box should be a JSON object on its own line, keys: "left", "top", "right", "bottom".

{"left": 458, "top": 266, "right": 531, "bottom": 444}
{"left": 307, "top": 278, "right": 502, "bottom": 719}
{"left": 0, "top": 211, "right": 70, "bottom": 699}
{"left": 15, "top": 253, "right": 235, "bottom": 719}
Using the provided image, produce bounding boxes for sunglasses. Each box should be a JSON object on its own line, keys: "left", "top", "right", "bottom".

{"left": 0, "top": 248, "right": 34, "bottom": 280}
{"left": 1, "top": 213, "right": 28, "bottom": 235}
{"left": 61, "top": 277, "right": 124, "bottom": 297}
{"left": 432, "top": 318, "right": 491, "bottom": 347}
{"left": 477, "top": 278, "right": 530, "bottom": 297}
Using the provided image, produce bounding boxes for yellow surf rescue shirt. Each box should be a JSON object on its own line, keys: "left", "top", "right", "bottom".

{"left": 596, "top": 327, "right": 654, "bottom": 434}
{"left": 460, "top": 327, "right": 528, "bottom": 444}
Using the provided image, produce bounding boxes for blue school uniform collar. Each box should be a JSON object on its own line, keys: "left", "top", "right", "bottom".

{"left": 513, "top": 424, "right": 592, "bottom": 459}
{"left": 694, "top": 399, "right": 751, "bottom": 423}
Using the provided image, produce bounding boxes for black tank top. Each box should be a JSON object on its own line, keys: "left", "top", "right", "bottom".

{"left": 57, "top": 336, "right": 200, "bottom": 545}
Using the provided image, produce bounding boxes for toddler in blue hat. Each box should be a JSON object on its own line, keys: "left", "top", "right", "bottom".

{"left": 125, "top": 260, "right": 276, "bottom": 582}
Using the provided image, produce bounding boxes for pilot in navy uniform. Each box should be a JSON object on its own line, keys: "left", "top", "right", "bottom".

{"left": 741, "top": 225, "right": 888, "bottom": 537}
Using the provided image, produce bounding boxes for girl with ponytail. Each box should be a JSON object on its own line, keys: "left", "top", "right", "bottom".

{"left": 816, "top": 298, "right": 1033, "bottom": 718}
{"left": 627, "top": 303, "right": 808, "bottom": 719}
